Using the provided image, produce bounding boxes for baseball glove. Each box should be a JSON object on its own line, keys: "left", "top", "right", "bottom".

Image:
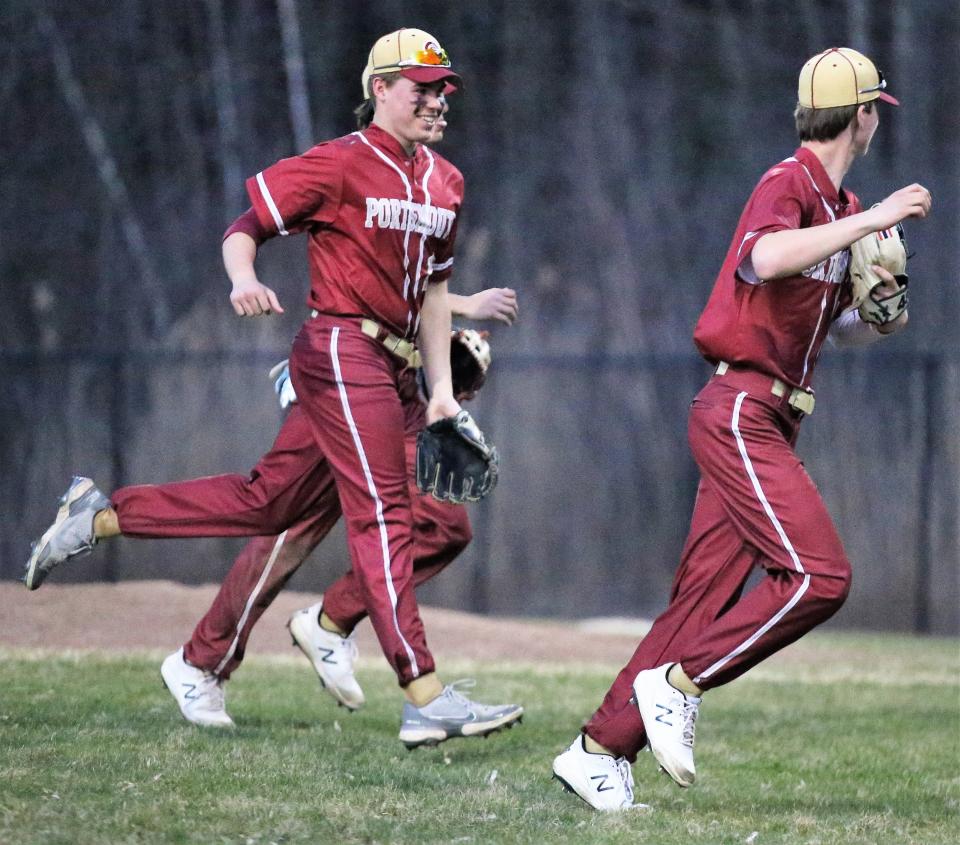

{"left": 417, "top": 328, "right": 492, "bottom": 402}
{"left": 416, "top": 409, "right": 499, "bottom": 504}
{"left": 849, "top": 218, "right": 909, "bottom": 325}
{"left": 450, "top": 327, "right": 491, "bottom": 400}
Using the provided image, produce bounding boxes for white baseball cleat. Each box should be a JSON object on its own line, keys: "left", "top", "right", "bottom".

{"left": 24, "top": 476, "right": 111, "bottom": 590}
{"left": 160, "top": 648, "right": 234, "bottom": 728}
{"left": 287, "top": 601, "right": 365, "bottom": 711}
{"left": 552, "top": 735, "right": 642, "bottom": 811}
{"left": 633, "top": 663, "right": 700, "bottom": 787}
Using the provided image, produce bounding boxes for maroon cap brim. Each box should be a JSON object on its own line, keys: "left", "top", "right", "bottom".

{"left": 400, "top": 66, "right": 463, "bottom": 92}
{"left": 878, "top": 91, "right": 900, "bottom": 106}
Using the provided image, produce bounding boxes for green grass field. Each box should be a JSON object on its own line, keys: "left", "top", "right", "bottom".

{"left": 0, "top": 633, "right": 957, "bottom": 845}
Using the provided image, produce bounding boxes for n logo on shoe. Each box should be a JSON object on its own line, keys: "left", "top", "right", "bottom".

{"left": 655, "top": 703, "right": 674, "bottom": 726}
{"left": 318, "top": 647, "right": 337, "bottom": 665}
{"left": 182, "top": 682, "right": 199, "bottom": 701}
{"left": 590, "top": 774, "right": 614, "bottom": 793}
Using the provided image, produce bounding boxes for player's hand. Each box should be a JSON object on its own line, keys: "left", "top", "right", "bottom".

{"left": 230, "top": 277, "right": 285, "bottom": 317}
{"left": 869, "top": 184, "right": 932, "bottom": 230}
{"left": 426, "top": 394, "right": 462, "bottom": 425}
{"left": 463, "top": 288, "right": 518, "bottom": 325}
{"left": 871, "top": 265, "right": 909, "bottom": 334}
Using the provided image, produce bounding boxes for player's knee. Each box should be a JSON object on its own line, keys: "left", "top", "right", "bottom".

{"left": 811, "top": 557, "right": 852, "bottom": 612}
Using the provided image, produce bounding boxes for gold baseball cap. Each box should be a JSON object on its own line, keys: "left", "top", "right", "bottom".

{"left": 361, "top": 28, "right": 462, "bottom": 98}
{"left": 798, "top": 48, "right": 899, "bottom": 108}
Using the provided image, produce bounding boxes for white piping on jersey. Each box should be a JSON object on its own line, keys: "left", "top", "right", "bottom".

{"left": 353, "top": 131, "right": 415, "bottom": 305}
{"left": 737, "top": 231, "right": 758, "bottom": 258}
{"left": 694, "top": 391, "right": 811, "bottom": 685}
{"left": 214, "top": 530, "right": 288, "bottom": 675}
{"left": 431, "top": 256, "right": 454, "bottom": 272}
{"left": 256, "top": 172, "right": 289, "bottom": 236}
{"left": 785, "top": 156, "right": 841, "bottom": 386}
{"left": 801, "top": 290, "right": 829, "bottom": 385}
{"left": 329, "top": 327, "right": 420, "bottom": 678}
{"left": 411, "top": 148, "right": 437, "bottom": 304}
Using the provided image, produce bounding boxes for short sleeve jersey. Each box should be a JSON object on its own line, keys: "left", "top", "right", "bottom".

{"left": 693, "top": 147, "right": 862, "bottom": 390}
{"left": 246, "top": 124, "right": 463, "bottom": 339}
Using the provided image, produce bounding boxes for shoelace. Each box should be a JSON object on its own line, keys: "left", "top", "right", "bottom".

{"left": 438, "top": 678, "right": 478, "bottom": 709}
{"left": 615, "top": 757, "right": 634, "bottom": 803}
{"left": 198, "top": 673, "right": 225, "bottom": 709}
{"left": 339, "top": 630, "right": 360, "bottom": 663}
{"left": 680, "top": 697, "right": 699, "bottom": 748}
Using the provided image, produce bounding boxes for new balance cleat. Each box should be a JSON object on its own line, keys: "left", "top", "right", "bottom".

{"left": 633, "top": 663, "right": 700, "bottom": 787}
{"left": 287, "top": 600, "right": 365, "bottom": 710}
{"left": 552, "top": 735, "right": 642, "bottom": 812}
{"left": 398, "top": 680, "right": 523, "bottom": 749}
{"left": 160, "top": 648, "right": 234, "bottom": 728}
{"left": 25, "top": 476, "right": 111, "bottom": 590}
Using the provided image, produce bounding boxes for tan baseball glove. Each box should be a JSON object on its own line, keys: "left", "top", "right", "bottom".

{"left": 849, "top": 219, "right": 909, "bottom": 325}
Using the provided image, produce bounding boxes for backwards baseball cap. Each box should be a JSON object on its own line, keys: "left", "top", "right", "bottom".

{"left": 361, "top": 28, "right": 462, "bottom": 99}
{"left": 798, "top": 47, "right": 899, "bottom": 108}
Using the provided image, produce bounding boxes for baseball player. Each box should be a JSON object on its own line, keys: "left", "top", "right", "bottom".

{"left": 552, "top": 47, "right": 931, "bottom": 810}
{"left": 150, "top": 99, "right": 517, "bottom": 729}
{"left": 26, "top": 28, "right": 523, "bottom": 748}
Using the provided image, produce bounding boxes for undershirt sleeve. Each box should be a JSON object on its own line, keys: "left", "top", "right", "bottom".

{"left": 222, "top": 207, "right": 270, "bottom": 247}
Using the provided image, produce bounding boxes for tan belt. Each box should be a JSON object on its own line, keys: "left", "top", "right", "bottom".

{"left": 716, "top": 361, "right": 815, "bottom": 416}
{"left": 361, "top": 318, "right": 422, "bottom": 369}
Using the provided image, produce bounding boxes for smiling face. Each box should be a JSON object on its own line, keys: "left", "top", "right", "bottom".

{"left": 372, "top": 76, "right": 447, "bottom": 153}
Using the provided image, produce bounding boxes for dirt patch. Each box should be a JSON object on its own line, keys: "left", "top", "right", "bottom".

{"left": 0, "top": 581, "right": 642, "bottom": 667}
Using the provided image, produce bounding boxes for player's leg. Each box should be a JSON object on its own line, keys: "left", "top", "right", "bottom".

{"left": 675, "top": 387, "right": 852, "bottom": 690}
{"left": 320, "top": 375, "right": 473, "bottom": 634}
{"left": 24, "top": 405, "right": 325, "bottom": 589}
{"left": 290, "top": 409, "right": 472, "bottom": 713}
{"left": 556, "top": 478, "right": 756, "bottom": 806}
{"left": 606, "top": 384, "right": 848, "bottom": 787}
{"left": 578, "top": 480, "right": 757, "bottom": 756}
{"left": 291, "top": 317, "right": 521, "bottom": 745}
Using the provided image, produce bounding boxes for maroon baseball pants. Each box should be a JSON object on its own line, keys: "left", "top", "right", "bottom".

{"left": 180, "top": 422, "right": 470, "bottom": 679}
{"left": 112, "top": 316, "right": 469, "bottom": 685}
{"left": 585, "top": 371, "right": 852, "bottom": 762}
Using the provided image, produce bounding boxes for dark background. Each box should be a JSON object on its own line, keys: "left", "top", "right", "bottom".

{"left": 2, "top": 0, "right": 957, "bottom": 633}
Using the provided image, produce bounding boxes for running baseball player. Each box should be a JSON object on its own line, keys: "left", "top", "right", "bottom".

{"left": 26, "top": 28, "right": 523, "bottom": 748}
{"left": 552, "top": 47, "right": 931, "bottom": 810}
{"left": 161, "top": 296, "right": 512, "bottom": 728}
{"left": 151, "top": 101, "right": 517, "bottom": 729}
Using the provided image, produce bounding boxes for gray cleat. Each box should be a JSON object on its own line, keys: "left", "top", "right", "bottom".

{"left": 398, "top": 679, "right": 523, "bottom": 749}
{"left": 25, "top": 476, "right": 111, "bottom": 590}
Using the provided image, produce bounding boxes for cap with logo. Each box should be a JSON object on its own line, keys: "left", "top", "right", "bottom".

{"left": 361, "top": 28, "right": 462, "bottom": 99}
{"left": 798, "top": 48, "right": 899, "bottom": 108}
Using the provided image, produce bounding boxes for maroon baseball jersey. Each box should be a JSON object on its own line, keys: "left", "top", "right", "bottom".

{"left": 694, "top": 147, "right": 862, "bottom": 390}
{"left": 246, "top": 124, "right": 463, "bottom": 338}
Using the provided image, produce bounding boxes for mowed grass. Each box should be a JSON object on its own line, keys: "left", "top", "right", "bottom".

{"left": 0, "top": 633, "right": 957, "bottom": 845}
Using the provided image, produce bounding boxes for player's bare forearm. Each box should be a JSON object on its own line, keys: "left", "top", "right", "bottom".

{"left": 449, "top": 288, "right": 519, "bottom": 325}
{"left": 420, "top": 282, "right": 460, "bottom": 423}
{"left": 752, "top": 183, "right": 931, "bottom": 281}
{"left": 224, "top": 232, "right": 284, "bottom": 317}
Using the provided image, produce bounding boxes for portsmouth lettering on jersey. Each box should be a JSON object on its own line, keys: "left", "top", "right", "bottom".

{"left": 363, "top": 197, "right": 456, "bottom": 240}
{"left": 802, "top": 249, "right": 850, "bottom": 285}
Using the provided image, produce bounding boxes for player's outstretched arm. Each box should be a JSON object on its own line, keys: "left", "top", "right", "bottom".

{"left": 449, "top": 288, "right": 519, "bottom": 325}
{"left": 224, "top": 232, "right": 285, "bottom": 317}
{"left": 751, "top": 183, "right": 931, "bottom": 281}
